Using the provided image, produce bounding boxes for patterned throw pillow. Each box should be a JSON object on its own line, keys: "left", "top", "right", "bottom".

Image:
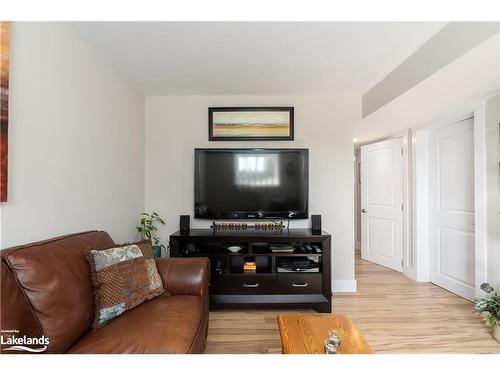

{"left": 88, "top": 240, "right": 165, "bottom": 330}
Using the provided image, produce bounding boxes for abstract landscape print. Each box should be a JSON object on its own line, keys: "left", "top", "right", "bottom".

{"left": 209, "top": 107, "right": 294, "bottom": 140}
{"left": 0, "top": 22, "right": 9, "bottom": 202}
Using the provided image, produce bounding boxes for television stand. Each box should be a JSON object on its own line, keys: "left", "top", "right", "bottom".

{"left": 169, "top": 228, "right": 332, "bottom": 312}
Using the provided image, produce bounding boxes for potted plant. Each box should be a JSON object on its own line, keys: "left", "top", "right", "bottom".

{"left": 136, "top": 212, "right": 166, "bottom": 258}
{"left": 474, "top": 283, "right": 500, "bottom": 341}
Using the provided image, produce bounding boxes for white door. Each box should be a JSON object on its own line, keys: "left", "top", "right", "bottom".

{"left": 361, "top": 138, "right": 403, "bottom": 272}
{"left": 429, "top": 118, "right": 475, "bottom": 300}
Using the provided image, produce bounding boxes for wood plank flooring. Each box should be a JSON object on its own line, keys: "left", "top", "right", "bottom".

{"left": 205, "top": 254, "right": 500, "bottom": 354}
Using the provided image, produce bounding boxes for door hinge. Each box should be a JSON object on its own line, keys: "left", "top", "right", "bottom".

{"left": 401, "top": 148, "right": 403, "bottom": 155}
{"left": 401, "top": 204, "right": 404, "bottom": 211}
{"left": 401, "top": 260, "right": 404, "bottom": 267}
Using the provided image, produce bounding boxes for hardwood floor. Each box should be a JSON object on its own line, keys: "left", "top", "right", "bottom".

{"left": 205, "top": 254, "right": 500, "bottom": 354}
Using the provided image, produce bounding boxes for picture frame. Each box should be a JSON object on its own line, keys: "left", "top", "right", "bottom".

{"left": 0, "top": 22, "right": 9, "bottom": 202}
{"left": 208, "top": 107, "right": 294, "bottom": 141}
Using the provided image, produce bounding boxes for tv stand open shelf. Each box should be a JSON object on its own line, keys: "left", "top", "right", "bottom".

{"left": 169, "top": 228, "right": 332, "bottom": 312}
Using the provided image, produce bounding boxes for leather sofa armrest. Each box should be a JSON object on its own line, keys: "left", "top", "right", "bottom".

{"left": 155, "top": 257, "right": 210, "bottom": 299}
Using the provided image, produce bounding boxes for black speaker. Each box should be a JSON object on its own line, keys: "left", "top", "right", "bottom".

{"left": 311, "top": 215, "right": 322, "bottom": 234}
{"left": 180, "top": 215, "right": 190, "bottom": 234}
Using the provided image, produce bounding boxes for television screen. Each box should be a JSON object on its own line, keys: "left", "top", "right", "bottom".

{"left": 195, "top": 149, "right": 308, "bottom": 219}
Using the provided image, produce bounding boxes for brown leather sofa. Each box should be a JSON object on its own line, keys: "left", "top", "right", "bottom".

{"left": 0, "top": 230, "right": 210, "bottom": 354}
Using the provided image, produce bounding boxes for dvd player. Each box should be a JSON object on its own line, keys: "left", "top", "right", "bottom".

{"left": 277, "top": 257, "right": 320, "bottom": 273}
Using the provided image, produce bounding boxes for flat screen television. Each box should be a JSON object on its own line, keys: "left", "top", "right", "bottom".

{"left": 195, "top": 149, "right": 308, "bottom": 220}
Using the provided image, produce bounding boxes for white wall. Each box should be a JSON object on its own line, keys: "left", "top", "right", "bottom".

{"left": 145, "top": 95, "right": 357, "bottom": 292}
{"left": 0, "top": 23, "right": 145, "bottom": 248}
{"left": 484, "top": 95, "right": 500, "bottom": 291}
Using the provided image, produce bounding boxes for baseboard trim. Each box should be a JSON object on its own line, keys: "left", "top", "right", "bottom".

{"left": 403, "top": 266, "right": 417, "bottom": 282}
{"left": 332, "top": 278, "right": 357, "bottom": 293}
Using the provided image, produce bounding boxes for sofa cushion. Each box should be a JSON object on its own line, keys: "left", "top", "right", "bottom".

{"left": 67, "top": 295, "right": 204, "bottom": 354}
{"left": 1, "top": 231, "right": 115, "bottom": 353}
{"left": 88, "top": 241, "right": 164, "bottom": 329}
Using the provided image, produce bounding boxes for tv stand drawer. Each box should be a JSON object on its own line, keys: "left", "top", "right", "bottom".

{"left": 277, "top": 274, "right": 322, "bottom": 294}
{"left": 211, "top": 275, "right": 275, "bottom": 294}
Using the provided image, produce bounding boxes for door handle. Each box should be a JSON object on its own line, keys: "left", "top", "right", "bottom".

{"left": 361, "top": 209, "right": 366, "bottom": 213}
{"left": 243, "top": 282, "right": 260, "bottom": 288}
{"left": 292, "top": 282, "right": 309, "bottom": 288}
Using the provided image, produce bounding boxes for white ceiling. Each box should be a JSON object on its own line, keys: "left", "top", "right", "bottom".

{"left": 70, "top": 22, "right": 446, "bottom": 95}
{"left": 356, "top": 33, "right": 500, "bottom": 142}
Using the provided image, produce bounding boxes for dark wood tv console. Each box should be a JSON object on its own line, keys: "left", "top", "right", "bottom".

{"left": 169, "top": 229, "right": 332, "bottom": 312}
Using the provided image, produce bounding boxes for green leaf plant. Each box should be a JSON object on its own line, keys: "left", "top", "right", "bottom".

{"left": 474, "top": 283, "right": 500, "bottom": 327}
{"left": 136, "top": 212, "right": 166, "bottom": 252}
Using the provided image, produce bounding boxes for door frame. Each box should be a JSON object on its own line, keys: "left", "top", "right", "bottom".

{"left": 413, "top": 104, "right": 487, "bottom": 297}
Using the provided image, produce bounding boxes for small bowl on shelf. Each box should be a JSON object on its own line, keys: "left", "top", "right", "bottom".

{"left": 227, "top": 245, "right": 243, "bottom": 253}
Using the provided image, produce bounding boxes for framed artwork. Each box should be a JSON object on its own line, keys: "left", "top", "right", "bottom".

{"left": 0, "top": 22, "right": 9, "bottom": 202}
{"left": 209, "top": 107, "right": 294, "bottom": 141}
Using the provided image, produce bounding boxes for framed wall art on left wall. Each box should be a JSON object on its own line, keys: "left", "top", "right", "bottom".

{"left": 0, "top": 21, "right": 9, "bottom": 202}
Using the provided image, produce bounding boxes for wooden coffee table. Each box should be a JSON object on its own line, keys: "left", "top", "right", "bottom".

{"left": 277, "top": 314, "right": 374, "bottom": 354}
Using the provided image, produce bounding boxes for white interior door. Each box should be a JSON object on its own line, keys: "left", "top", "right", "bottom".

{"left": 429, "top": 118, "right": 475, "bottom": 300}
{"left": 361, "top": 138, "right": 403, "bottom": 272}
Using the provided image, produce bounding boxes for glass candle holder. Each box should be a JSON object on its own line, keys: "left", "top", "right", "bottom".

{"left": 328, "top": 330, "right": 341, "bottom": 346}
{"left": 324, "top": 338, "right": 338, "bottom": 354}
